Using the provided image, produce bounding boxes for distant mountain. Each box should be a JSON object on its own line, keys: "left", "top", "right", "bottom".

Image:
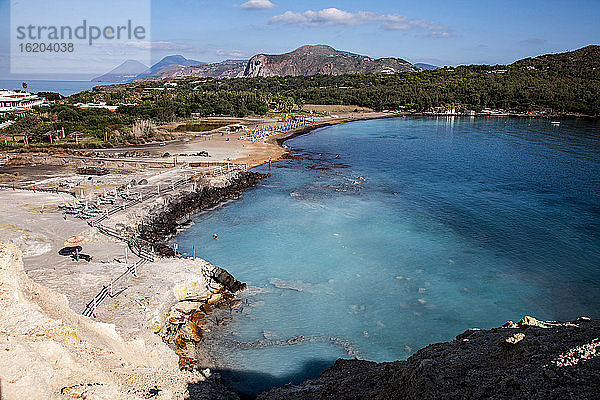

{"left": 133, "top": 45, "right": 418, "bottom": 81}
{"left": 414, "top": 63, "right": 439, "bottom": 70}
{"left": 244, "top": 45, "right": 417, "bottom": 77}
{"left": 92, "top": 60, "right": 148, "bottom": 82}
{"left": 94, "top": 45, "right": 600, "bottom": 84}
{"left": 135, "top": 55, "right": 206, "bottom": 80}
{"left": 513, "top": 45, "right": 600, "bottom": 72}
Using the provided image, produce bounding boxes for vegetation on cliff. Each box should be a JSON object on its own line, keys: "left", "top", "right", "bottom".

{"left": 2, "top": 46, "right": 598, "bottom": 147}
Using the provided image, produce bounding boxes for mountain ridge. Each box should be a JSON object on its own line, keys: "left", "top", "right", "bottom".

{"left": 134, "top": 55, "right": 206, "bottom": 80}
{"left": 133, "top": 45, "right": 418, "bottom": 81}
{"left": 99, "top": 44, "right": 600, "bottom": 83}
{"left": 414, "top": 62, "right": 439, "bottom": 70}
{"left": 243, "top": 44, "right": 417, "bottom": 77}
{"left": 512, "top": 44, "right": 600, "bottom": 72}
{"left": 134, "top": 59, "right": 248, "bottom": 81}
{"left": 91, "top": 59, "right": 148, "bottom": 82}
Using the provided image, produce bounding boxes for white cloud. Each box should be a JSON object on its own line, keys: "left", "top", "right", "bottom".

{"left": 106, "top": 41, "right": 195, "bottom": 51}
{"left": 270, "top": 7, "right": 449, "bottom": 35}
{"left": 150, "top": 41, "right": 196, "bottom": 50}
{"left": 270, "top": 8, "right": 379, "bottom": 26}
{"left": 216, "top": 49, "right": 246, "bottom": 58}
{"left": 520, "top": 38, "right": 547, "bottom": 45}
{"left": 240, "top": 0, "right": 276, "bottom": 10}
{"left": 417, "top": 32, "right": 455, "bottom": 39}
{"left": 382, "top": 16, "right": 445, "bottom": 31}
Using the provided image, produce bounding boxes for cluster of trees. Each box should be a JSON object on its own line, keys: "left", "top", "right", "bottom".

{"left": 118, "top": 91, "right": 268, "bottom": 120}
{"left": 94, "top": 63, "right": 598, "bottom": 117}
{"left": 2, "top": 105, "right": 138, "bottom": 145}
{"left": 171, "top": 65, "right": 599, "bottom": 115}
{"left": 64, "top": 58, "right": 600, "bottom": 123}
{"left": 2, "top": 89, "right": 272, "bottom": 146}
{"left": 3, "top": 59, "right": 598, "bottom": 147}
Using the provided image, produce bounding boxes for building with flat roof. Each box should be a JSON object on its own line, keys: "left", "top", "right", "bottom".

{"left": 74, "top": 102, "right": 119, "bottom": 111}
{"left": 0, "top": 90, "right": 45, "bottom": 115}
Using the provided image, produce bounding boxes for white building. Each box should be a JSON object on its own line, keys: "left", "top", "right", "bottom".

{"left": 0, "top": 90, "right": 45, "bottom": 114}
{"left": 75, "top": 102, "right": 118, "bottom": 111}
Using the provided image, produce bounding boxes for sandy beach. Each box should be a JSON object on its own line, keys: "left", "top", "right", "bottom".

{"left": 81, "top": 111, "right": 397, "bottom": 169}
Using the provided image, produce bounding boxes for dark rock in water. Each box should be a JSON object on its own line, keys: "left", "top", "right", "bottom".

{"left": 138, "top": 178, "right": 149, "bottom": 185}
{"left": 187, "top": 375, "right": 241, "bottom": 400}
{"left": 156, "top": 245, "right": 176, "bottom": 258}
{"left": 258, "top": 316, "right": 600, "bottom": 400}
{"left": 129, "top": 171, "right": 263, "bottom": 378}
{"left": 211, "top": 266, "right": 247, "bottom": 293}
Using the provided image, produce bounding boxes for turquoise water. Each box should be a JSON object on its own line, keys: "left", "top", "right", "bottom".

{"left": 174, "top": 117, "right": 600, "bottom": 396}
{"left": 0, "top": 80, "right": 97, "bottom": 96}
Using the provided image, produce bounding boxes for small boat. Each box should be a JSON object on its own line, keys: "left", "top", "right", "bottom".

{"left": 551, "top": 121, "right": 561, "bottom": 125}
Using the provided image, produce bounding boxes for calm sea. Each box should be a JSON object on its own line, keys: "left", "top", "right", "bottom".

{"left": 174, "top": 116, "right": 600, "bottom": 396}
{"left": 0, "top": 79, "right": 96, "bottom": 96}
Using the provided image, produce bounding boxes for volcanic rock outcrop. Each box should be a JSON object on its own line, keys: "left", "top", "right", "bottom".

{"left": 259, "top": 316, "right": 600, "bottom": 400}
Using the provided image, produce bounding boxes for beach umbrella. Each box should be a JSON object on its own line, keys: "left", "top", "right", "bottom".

{"left": 58, "top": 246, "right": 82, "bottom": 256}
{"left": 63, "top": 235, "right": 88, "bottom": 247}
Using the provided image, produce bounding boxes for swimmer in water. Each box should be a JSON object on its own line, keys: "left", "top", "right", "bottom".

{"left": 213, "top": 234, "right": 219, "bottom": 240}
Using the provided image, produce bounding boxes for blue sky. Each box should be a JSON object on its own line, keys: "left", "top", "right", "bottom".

{"left": 1, "top": 0, "right": 598, "bottom": 79}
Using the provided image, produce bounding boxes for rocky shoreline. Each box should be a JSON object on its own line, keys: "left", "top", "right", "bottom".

{"left": 136, "top": 171, "right": 267, "bottom": 257}
{"left": 259, "top": 316, "right": 600, "bottom": 400}
{"left": 0, "top": 167, "right": 271, "bottom": 399}
{"left": 132, "top": 171, "right": 266, "bottom": 374}
{"left": 141, "top": 155, "right": 600, "bottom": 400}
{"left": 3, "top": 116, "right": 598, "bottom": 399}
{"left": 0, "top": 241, "right": 239, "bottom": 400}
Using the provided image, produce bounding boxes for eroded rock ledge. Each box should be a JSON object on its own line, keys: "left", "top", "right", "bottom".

{"left": 259, "top": 316, "right": 600, "bottom": 400}
{"left": 133, "top": 172, "right": 261, "bottom": 369}
{"left": 137, "top": 171, "right": 266, "bottom": 257}
{"left": 0, "top": 241, "right": 238, "bottom": 400}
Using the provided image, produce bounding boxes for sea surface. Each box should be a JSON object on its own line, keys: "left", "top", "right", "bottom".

{"left": 174, "top": 117, "right": 600, "bottom": 396}
{"left": 0, "top": 79, "right": 96, "bottom": 96}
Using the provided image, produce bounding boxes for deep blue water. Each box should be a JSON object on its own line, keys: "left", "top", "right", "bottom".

{"left": 174, "top": 116, "right": 600, "bottom": 396}
{"left": 0, "top": 80, "right": 96, "bottom": 96}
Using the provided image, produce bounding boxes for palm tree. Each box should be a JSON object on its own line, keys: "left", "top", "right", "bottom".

{"left": 22, "top": 82, "right": 28, "bottom": 92}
